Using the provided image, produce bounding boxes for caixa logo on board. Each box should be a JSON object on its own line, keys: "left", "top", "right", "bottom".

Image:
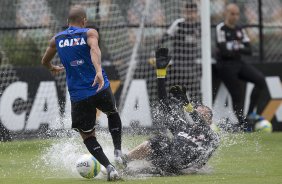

{"left": 0, "top": 81, "right": 65, "bottom": 132}
{"left": 0, "top": 79, "right": 153, "bottom": 133}
{"left": 70, "top": 59, "right": 84, "bottom": 66}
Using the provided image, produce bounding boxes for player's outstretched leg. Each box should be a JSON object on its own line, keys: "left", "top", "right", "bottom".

{"left": 81, "top": 131, "right": 120, "bottom": 181}
{"left": 118, "top": 141, "right": 153, "bottom": 168}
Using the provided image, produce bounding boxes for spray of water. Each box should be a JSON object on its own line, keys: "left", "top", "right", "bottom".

{"left": 32, "top": 102, "right": 263, "bottom": 180}
{"left": 36, "top": 131, "right": 120, "bottom": 179}
{"left": 40, "top": 136, "right": 83, "bottom": 178}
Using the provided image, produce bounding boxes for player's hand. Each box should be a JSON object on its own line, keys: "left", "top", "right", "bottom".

{"left": 49, "top": 65, "right": 64, "bottom": 75}
{"left": 92, "top": 71, "right": 104, "bottom": 92}
{"left": 232, "top": 41, "right": 241, "bottom": 51}
{"left": 155, "top": 48, "right": 171, "bottom": 69}
{"left": 169, "top": 85, "right": 190, "bottom": 104}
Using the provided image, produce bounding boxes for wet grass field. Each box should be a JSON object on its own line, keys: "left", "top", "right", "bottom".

{"left": 0, "top": 133, "right": 282, "bottom": 184}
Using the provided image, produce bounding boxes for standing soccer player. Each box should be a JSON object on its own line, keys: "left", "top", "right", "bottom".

{"left": 215, "top": 3, "right": 267, "bottom": 130}
{"left": 158, "top": 1, "right": 202, "bottom": 103}
{"left": 41, "top": 6, "right": 122, "bottom": 181}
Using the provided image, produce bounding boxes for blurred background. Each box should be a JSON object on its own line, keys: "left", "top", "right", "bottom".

{"left": 0, "top": 0, "right": 281, "bottom": 140}
{"left": 1, "top": 0, "right": 282, "bottom": 66}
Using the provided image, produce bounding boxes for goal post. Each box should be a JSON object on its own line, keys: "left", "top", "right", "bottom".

{"left": 201, "top": 0, "right": 212, "bottom": 107}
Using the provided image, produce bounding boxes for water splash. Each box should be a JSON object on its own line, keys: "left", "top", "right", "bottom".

{"left": 37, "top": 131, "right": 127, "bottom": 179}
{"left": 32, "top": 103, "right": 263, "bottom": 179}
{"left": 40, "top": 136, "right": 83, "bottom": 178}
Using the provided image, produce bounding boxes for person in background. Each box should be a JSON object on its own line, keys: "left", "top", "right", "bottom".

{"left": 215, "top": 3, "right": 267, "bottom": 131}
{"left": 158, "top": 0, "right": 202, "bottom": 104}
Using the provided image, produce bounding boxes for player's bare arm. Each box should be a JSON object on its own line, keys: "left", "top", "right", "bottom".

{"left": 87, "top": 29, "right": 104, "bottom": 91}
{"left": 41, "top": 37, "right": 64, "bottom": 75}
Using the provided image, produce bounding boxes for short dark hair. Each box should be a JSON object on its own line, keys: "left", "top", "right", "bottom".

{"left": 68, "top": 5, "right": 87, "bottom": 24}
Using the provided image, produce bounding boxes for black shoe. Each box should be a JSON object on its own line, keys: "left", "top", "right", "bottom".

{"left": 245, "top": 112, "right": 264, "bottom": 132}
{"left": 246, "top": 112, "right": 263, "bottom": 124}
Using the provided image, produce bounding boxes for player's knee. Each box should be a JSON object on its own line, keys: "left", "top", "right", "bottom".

{"left": 106, "top": 110, "right": 118, "bottom": 117}
{"left": 104, "top": 108, "right": 118, "bottom": 117}
{"left": 79, "top": 130, "right": 96, "bottom": 140}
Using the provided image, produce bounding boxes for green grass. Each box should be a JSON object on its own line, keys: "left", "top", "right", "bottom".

{"left": 0, "top": 133, "right": 282, "bottom": 184}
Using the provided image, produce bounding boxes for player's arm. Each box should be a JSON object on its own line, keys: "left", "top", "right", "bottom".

{"left": 87, "top": 29, "right": 104, "bottom": 91}
{"left": 156, "top": 26, "right": 174, "bottom": 48}
{"left": 238, "top": 28, "right": 252, "bottom": 55}
{"left": 155, "top": 48, "right": 171, "bottom": 100}
{"left": 157, "top": 18, "right": 182, "bottom": 48}
{"left": 41, "top": 37, "right": 64, "bottom": 74}
{"left": 216, "top": 24, "right": 237, "bottom": 57}
{"left": 157, "top": 33, "right": 171, "bottom": 48}
{"left": 169, "top": 85, "right": 209, "bottom": 126}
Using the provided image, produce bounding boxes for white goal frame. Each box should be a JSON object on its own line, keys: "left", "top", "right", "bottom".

{"left": 201, "top": 0, "right": 212, "bottom": 107}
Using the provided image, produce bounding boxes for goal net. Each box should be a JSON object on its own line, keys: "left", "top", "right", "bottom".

{"left": 0, "top": 0, "right": 211, "bottom": 134}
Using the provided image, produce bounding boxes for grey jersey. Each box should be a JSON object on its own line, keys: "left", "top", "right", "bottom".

{"left": 151, "top": 100, "right": 220, "bottom": 172}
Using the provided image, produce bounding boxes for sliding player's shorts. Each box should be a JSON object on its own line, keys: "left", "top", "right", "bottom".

{"left": 148, "top": 134, "right": 178, "bottom": 173}
{"left": 148, "top": 133, "right": 202, "bottom": 173}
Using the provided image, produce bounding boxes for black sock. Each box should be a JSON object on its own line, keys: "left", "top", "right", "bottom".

{"left": 108, "top": 112, "right": 122, "bottom": 150}
{"left": 84, "top": 136, "right": 111, "bottom": 168}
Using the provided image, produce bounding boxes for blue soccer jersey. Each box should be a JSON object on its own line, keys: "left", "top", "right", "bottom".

{"left": 55, "top": 26, "right": 110, "bottom": 102}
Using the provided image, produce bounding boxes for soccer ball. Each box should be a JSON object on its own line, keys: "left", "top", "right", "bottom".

{"left": 254, "top": 119, "right": 273, "bottom": 133}
{"left": 76, "top": 154, "right": 101, "bottom": 179}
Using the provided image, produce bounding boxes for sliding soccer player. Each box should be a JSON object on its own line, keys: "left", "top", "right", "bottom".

{"left": 121, "top": 48, "right": 219, "bottom": 175}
